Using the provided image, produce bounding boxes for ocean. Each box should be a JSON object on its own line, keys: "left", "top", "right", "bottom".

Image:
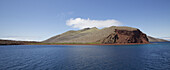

{"left": 0, "top": 42, "right": 170, "bottom": 70}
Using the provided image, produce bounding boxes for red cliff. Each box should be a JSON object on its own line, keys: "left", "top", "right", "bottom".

{"left": 99, "top": 29, "right": 149, "bottom": 44}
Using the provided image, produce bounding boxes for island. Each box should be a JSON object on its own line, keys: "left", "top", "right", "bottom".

{"left": 1, "top": 26, "right": 168, "bottom": 45}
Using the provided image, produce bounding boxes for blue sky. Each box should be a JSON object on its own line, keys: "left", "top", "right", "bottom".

{"left": 0, "top": 0, "right": 170, "bottom": 41}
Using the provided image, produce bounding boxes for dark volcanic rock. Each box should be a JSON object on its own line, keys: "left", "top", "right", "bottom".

{"left": 99, "top": 29, "right": 149, "bottom": 44}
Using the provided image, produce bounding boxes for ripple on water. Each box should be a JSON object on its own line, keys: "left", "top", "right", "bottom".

{"left": 0, "top": 43, "right": 170, "bottom": 70}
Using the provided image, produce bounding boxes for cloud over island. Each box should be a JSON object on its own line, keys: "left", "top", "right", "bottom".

{"left": 66, "top": 18, "right": 122, "bottom": 29}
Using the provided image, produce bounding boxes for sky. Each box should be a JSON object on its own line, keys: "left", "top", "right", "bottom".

{"left": 0, "top": 0, "right": 170, "bottom": 41}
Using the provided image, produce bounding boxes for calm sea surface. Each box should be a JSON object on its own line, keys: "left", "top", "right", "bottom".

{"left": 0, "top": 42, "right": 170, "bottom": 70}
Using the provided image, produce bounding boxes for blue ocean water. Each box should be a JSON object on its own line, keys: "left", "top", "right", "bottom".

{"left": 0, "top": 42, "right": 170, "bottom": 70}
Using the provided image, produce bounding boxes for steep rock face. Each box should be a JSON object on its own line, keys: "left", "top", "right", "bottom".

{"left": 98, "top": 29, "right": 149, "bottom": 44}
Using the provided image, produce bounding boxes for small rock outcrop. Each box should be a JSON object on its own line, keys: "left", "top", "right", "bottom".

{"left": 99, "top": 29, "right": 149, "bottom": 44}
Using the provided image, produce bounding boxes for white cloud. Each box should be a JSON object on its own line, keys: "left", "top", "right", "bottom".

{"left": 66, "top": 18, "right": 122, "bottom": 29}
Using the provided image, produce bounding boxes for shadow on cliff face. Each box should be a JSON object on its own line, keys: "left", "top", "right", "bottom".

{"left": 99, "top": 29, "right": 149, "bottom": 44}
